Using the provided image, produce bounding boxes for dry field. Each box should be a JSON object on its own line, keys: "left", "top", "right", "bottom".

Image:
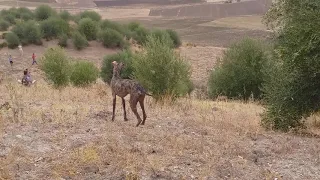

{"left": 0, "top": 1, "right": 320, "bottom": 180}
{"left": 198, "top": 15, "right": 268, "bottom": 31}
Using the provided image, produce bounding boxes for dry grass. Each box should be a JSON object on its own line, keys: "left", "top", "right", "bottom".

{"left": 0, "top": 77, "right": 320, "bottom": 179}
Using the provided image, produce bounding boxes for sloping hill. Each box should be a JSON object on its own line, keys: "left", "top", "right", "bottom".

{"left": 149, "top": 0, "right": 271, "bottom": 18}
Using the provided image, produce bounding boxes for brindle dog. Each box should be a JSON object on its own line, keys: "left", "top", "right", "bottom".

{"left": 110, "top": 61, "right": 151, "bottom": 127}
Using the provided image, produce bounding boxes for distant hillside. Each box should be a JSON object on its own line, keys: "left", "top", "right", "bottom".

{"left": 19, "top": 0, "right": 56, "bottom": 3}
{"left": 93, "top": 0, "right": 205, "bottom": 7}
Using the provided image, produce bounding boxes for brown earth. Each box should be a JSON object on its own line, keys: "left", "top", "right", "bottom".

{"left": 0, "top": 1, "right": 320, "bottom": 180}
{"left": 93, "top": 0, "right": 205, "bottom": 7}
{"left": 149, "top": 0, "right": 271, "bottom": 18}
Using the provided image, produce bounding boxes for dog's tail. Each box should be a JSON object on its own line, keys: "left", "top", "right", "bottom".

{"left": 137, "top": 85, "right": 153, "bottom": 97}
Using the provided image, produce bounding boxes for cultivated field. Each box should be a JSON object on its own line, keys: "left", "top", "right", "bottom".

{"left": 0, "top": 1, "right": 320, "bottom": 180}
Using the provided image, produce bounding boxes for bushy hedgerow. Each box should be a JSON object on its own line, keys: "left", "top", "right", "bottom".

{"left": 16, "top": 7, "right": 34, "bottom": 20}
{"left": 261, "top": 0, "right": 320, "bottom": 131}
{"left": 132, "top": 33, "right": 192, "bottom": 101}
{"left": 59, "top": 10, "right": 71, "bottom": 21}
{"left": 166, "top": 29, "right": 181, "bottom": 48}
{"left": 58, "top": 34, "right": 68, "bottom": 47}
{"left": 79, "top": 10, "right": 101, "bottom": 22}
{"left": 40, "top": 46, "right": 70, "bottom": 88}
{"left": 97, "top": 28, "right": 125, "bottom": 48}
{"left": 125, "top": 21, "right": 150, "bottom": 45}
{"left": 12, "top": 20, "right": 42, "bottom": 45}
{"left": 40, "top": 17, "right": 70, "bottom": 40}
{"left": 72, "top": 31, "right": 88, "bottom": 50}
{"left": 101, "top": 49, "right": 133, "bottom": 84}
{"left": 5, "top": 32, "right": 20, "bottom": 49}
{"left": 78, "top": 18, "right": 98, "bottom": 41}
{"left": 70, "top": 61, "right": 99, "bottom": 87}
{"left": 208, "top": 38, "right": 269, "bottom": 100}
{"left": 34, "top": 5, "right": 56, "bottom": 21}
{"left": 0, "top": 19, "right": 10, "bottom": 31}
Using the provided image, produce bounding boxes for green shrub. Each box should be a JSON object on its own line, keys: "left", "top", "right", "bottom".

{"left": 1, "top": 32, "right": 8, "bottom": 39}
{"left": 58, "top": 34, "right": 68, "bottom": 47}
{"left": 72, "top": 31, "right": 88, "bottom": 50}
{"left": 208, "top": 38, "right": 268, "bottom": 100}
{"left": 1, "top": 8, "right": 19, "bottom": 23}
{"left": 78, "top": 18, "right": 98, "bottom": 41}
{"left": 151, "top": 29, "right": 175, "bottom": 48}
{"left": 70, "top": 61, "right": 99, "bottom": 87}
{"left": 131, "top": 26, "right": 150, "bottom": 45}
{"left": 0, "top": 41, "right": 8, "bottom": 48}
{"left": 40, "top": 17, "right": 70, "bottom": 40}
{"left": 166, "top": 29, "right": 181, "bottom": 48}
{"left": 127, "top": 21, "right": 141, "bottom": 31}
{"left": 3, "top": 14, "right": 15, "bottom": 25}
{"left": 5, "top": 32, "right": 20, "bottom": 49}
{"left": 0, "top": 20, "right": 10, "bottom": 31}
{"left": 40, "top": 46, "right": 70, "bottom": 88}
{"left": 12, "top": 20, "right": 42, "bottom": 45}
{"left": 35, "top": 5, "right": 56, "bottom": 21}
{"left": 151, "top": 29, "right": 182, "bottom": 48}
{"left": 72, "top": 14, "right": 81, "bottom": 24}
{"left": 21, "top": 12, "right": 34, "bottom": 21}
{"left": 101, "top": 49, "right": 133, "bottom": 84}
{"left": 79, "top": 10, "right": 101, "bottom": 22}
{"left": 16, "top": 7, "right": 34, "bottom": 20}
{"left": 100, "top": 19, "right": 124, "bottom": 33}
{"left": 11, "top": 22, "right": 25, "bottom": 39}
{"left": 261, "top": 0, "right": 320, "bottom": 131}
{"left": 7, "top": 8, "right": 18, "bottom": 18}
{"left": 132, "top": 33, "right": 192, "bottom": 101}
{"left": 59, "top": 10, "right": 71, "bottom": 21}
{"left": 126, "top": 22, "right": 150, "bottom": 43}
{"left": 98, "top": 28, "right": 125, "bottom": 48}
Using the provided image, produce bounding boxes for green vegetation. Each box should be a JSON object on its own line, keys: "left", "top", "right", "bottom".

{"left": 101, "top": 49, "right": 133, "bottom": 84}
{"left": 12, "top": 20, "right": 42, "bottom": 45}
{"left": 208, "top": 38, "right": 269, "bottom": 100}
{"left": 166, "top": 29, "right": 181, "bottom": 48}
{"left": 58, "top": 34, "right": 68, "bottom": 47}
{"left": 17, "top": 7, "right": 34, "bottom": 20}
{"left": 132, "top": 34, "right": 192, "bottom": 101}
{"left": 79, "top": 10, "right": 101, "bottom": 22}
{"left": 41, "top": 46, "right": 100, "bottom": 88}
{"left": 0, "top": 20, "right": 10, "bottom": 31}
{"left": 34, "top": 5, "right": 56, "bottom": 21}
{"left": 40, "top": 46, "right": 70, "bottom": 88}
{"left": 261, "top": 0, "right": 320, "bottom": 131}
{"left": 59, "top": 10, "right": 71, "bottom": 21}
{"left": 40, "top": 17, "right": 70, "bottom": 40}
{"left": 5, "top": 32, "right": 20, "bottom": 49}
{"left": 98, "top": 28, "right": 125, "bottom": 48}
{"left": 78, "top": 18, "right": 98, "bottom": 41}
{"left": 70, "top": 61, "right": 99, "bottom": 87}
{"left": 72, "top": 31, "right": 88, "bottom": 50}
{"left": 0, "top": 6, "right": 182, "bottom": 50}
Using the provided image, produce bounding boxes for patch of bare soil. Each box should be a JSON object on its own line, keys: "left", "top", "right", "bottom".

{"left": 179, "top": 45, "right": 225, "bottom": 87}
